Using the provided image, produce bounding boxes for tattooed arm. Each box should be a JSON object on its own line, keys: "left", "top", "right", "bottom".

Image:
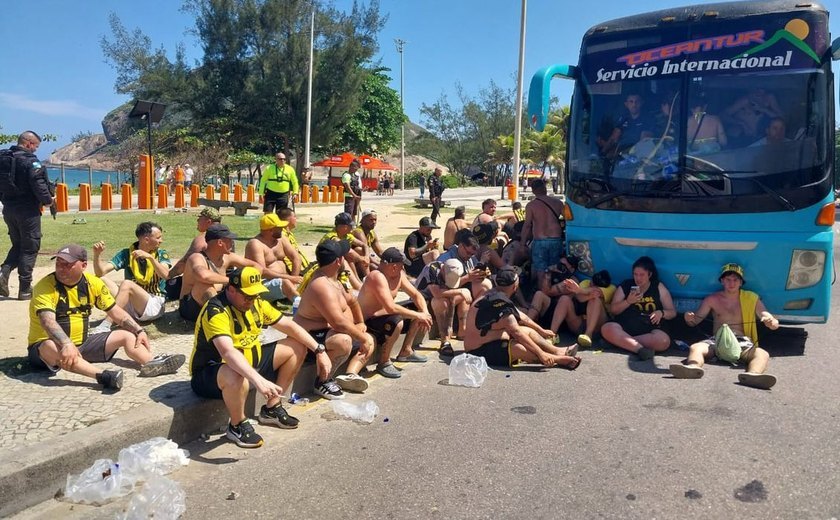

{"left": 38, "top": 311, "right": 79, "bottom": 369}
{"left": 106, "top": 305, "right": 151, "bottom": 351}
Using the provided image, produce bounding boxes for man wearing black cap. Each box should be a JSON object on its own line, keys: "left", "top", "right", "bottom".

{"left": 27, "top": 244, "right": 185, "bottom": 391}
{"left": 464, "top": 266, "right": 581, "bottom": 369}
{"left": 357, "top": 247, "right": 434, "bottom": 378}
{"left": 294, "top": 240, "right": 375, "bottom": 397}
{"left": 190, "top": 267, "right": 327, "bottom": 448}
{"left": 166, "top": 207, "right": 223, "bottom": 300}
{"left": 320, "top": 212, "right": 368, "bottom": 289}
{"left": 404, "top": 217, "right": 440, "bottom": 278}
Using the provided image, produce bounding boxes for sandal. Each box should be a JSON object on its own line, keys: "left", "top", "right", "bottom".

{"left": 439, "top": 341, "right": 455, "bottom": 357}
{"left": 558, "top": 355, "right": 582, "bottom": 371}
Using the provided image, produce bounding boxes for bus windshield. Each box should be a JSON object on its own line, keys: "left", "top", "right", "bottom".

{"left": 569, "top": 19, "right": 831, "bottom": 213}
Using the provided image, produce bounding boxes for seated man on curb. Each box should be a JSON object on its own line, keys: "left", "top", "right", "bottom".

{"left": 464, "top": 266, "right": 581, "bottom": 369}
{"left": 669, "top": 263, "right": 780, "bottom": 390}
{"left": 92, "top": 222, "right": 171, "bottom": 333}
{"left": 320, "top": 212, "right": 368, "bottom": 289}
{"left": 443, "top": 206, "right": 469, "bottom": 249}
{"left": 276, "top": 207, "right": 309, "bottom": 276}
{"left": 294, "top": 240, "right": 376, "bottom": 398}
{"left": 28, "top": 244, "right": 184, "bottom": 391}
{"left": 351, "top": 209, "right": 386, "bottom": 276}
{"left": 548, "top": 269, "right": 616, "bottom": 348}
{"left": 357, "top": 247, "right": 434, "bottom": 378}
{"left": 404, "top": 216, "right": 440, "bottom": 279}
{"left": 190, "top": 267, "right": 329, "bottom": 449}
{"left": 166, "top": 207, "right": 222, "bottom": 300}
{"left": 415, "top": 259, "right": 471, "bottom": 355}
{"left": 245, "top": 213, "right": 301, "bottom": 303}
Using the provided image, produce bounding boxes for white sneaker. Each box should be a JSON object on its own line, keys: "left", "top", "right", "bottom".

{"left": 335, "top": 373, "right": 369, "bottom": 393}
{"left": 90, "top": 322, "right": 112, "bottom": 335}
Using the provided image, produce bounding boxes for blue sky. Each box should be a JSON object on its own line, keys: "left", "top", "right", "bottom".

{"left": 2, "top": 0, "right": 839, "bottom": 156}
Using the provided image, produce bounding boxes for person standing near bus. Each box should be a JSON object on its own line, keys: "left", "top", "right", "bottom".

{"left": 0, "top": 131, "right": 54, "bottom": 300}
{"left": 342, "top": 159, "right": 362, "bottom": 223}
{"left": 259, "top": 152, "right": 298, "bottom": 213}
{"left": 670, "top": 263, "right": 779, "bottom": 390}
{"left": 522, "top": 179, "right": 565, "bottom": 284}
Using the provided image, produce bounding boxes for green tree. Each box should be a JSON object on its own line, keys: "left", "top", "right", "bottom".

{"left": 335, "top": 68, "right": 405, "bottom": 154}
{"left": 524, "top": 106, "right": 569, "bottom": 192}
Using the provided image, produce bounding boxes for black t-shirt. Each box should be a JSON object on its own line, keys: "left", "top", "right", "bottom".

{"left": 404, "top": 230, "right": 429, "bottom": 277}
{"left": 616, "top": 113, "right": 653, "bottom": 151}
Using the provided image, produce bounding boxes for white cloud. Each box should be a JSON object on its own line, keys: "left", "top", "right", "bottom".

{"left": 0, "top": 93, "right": 105, "bottom": 121}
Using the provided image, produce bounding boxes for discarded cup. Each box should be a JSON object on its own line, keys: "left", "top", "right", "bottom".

{"left": 448, "top": 353, "right": 488, "bottom": 387}
{"left": 289, "top": 392, "right": 310, "bottom": 405}
{"left": 331, "top": 400, "right": 379, "bottom": 424}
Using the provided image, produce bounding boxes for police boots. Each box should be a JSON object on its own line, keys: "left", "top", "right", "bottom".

{"left": 18, "top": 282, "right": 32, "bottom": 301}
{"left": 0, "top": 265, "right": 10, "bottom": 298}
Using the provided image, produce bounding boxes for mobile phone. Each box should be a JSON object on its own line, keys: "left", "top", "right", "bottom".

{"left": 630, "top": 285, "right": 640, "bottom": 293}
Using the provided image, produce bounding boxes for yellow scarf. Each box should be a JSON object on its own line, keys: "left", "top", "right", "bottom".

{"left": 128, "top": 244, "right": 157, "bottom": 293}
{"left": 739, "top": 289, "right": 760, "bottom": 346}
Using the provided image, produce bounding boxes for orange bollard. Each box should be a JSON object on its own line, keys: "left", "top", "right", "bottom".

{"left": 78, "top": 184, "right": 92, "bottom": 212}
{"left": 507, "top": 184, "right": 517, "bottom": 201}
{"left": 330, "top": 186, "right": 337, "bottom": 203}
{"left": 311, "top": 185, "right": 319, "bottom": 203}
{"left": 157, "top": 184, "right": 169, "bottom": 209}
{"left": 320, "top": 186, "right": 328, "bottom": 204}
{"left": 220, "top": 185, "right": 230, "bottom": 202}
{"left": 205, "top": 185, "right": 215, "bottom": 200}
{"left": 190, "top": 184, "right": 200, "bottom": 207}
{"left": 301, "top": 185, "right": 310, "bottom": 203}
{"left": 55, "top": 183, "right": 68, "bottom": 212}
{"left": 174, "top": 184, "right": 185, "bottom": 208}
{"left": 121, "top": 184, "right": 133, "bottom": 210}
{"left": 234, "top": 184, "right": 243, "bottom": 202}
{"left": 337, "top": 186, "right": 344, "bottom": 199}
{"left": 247, "top": 185, "right": 255, "bottom": 203}
{"left": 100, "top": 183, "right": 112, "bottom": 211}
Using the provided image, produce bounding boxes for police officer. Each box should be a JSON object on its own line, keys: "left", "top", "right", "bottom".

{"left": 0, "top": 131, "right": 54, "bottom": 300}
{"left": 258, "top": 152, "right": 298, "bottom": 213}
{"left": 427, "top": 167, "right": 445, "bottom": 227}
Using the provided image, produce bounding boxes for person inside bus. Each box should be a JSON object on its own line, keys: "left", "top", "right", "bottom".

{"left": 686, "top": 93, "right": 727, "bottom": 155}
{"left": 724, "top": 88, "right": 783, "bottom": 147}
{"left": 597, "top": 93, "right": 654, "bottom": 159}
{"left": 749, "top": 117, "right": 790, "bottom": 147}
{"left": 600, "top": 256, "right": 676, "bottom": 361}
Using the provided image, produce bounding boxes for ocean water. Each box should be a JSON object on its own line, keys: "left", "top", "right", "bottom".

{"left": 46, "top": 167, "right": 127, "bottom": 187}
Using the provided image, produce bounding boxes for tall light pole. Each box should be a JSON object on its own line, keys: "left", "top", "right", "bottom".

{"left": 304, "top": 7, "right": 315, "bottom": 171}
{"left": 512, "top": 0, "right": 527, "bottom": 196}
{"left": 395, "top": 38, "right": 406, "bottom": 191}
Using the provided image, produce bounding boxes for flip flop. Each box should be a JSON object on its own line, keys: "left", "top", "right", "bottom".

{"left": 558, "top": 355, "right": 582, "bottom": 371}
{"left": 439, "top": 341, "right": 455, "bottom": 357}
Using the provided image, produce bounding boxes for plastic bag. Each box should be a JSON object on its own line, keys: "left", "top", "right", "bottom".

{"left": 120, "top": 475, "right": 186, "bottom": 520}
{"left": 331, "top": 400, "right": 379, "bottom": 424}
{"left": 714, "top": 323, "right": 741, "bottom": 365}
{"left": 448, "top": 353, "right": 488, "bottom": 388}
{"left": 64, "top": 459, "right": 133, "bottom": 505}
{"left": 118, "top": 437, "right": 190, "bottom": 482}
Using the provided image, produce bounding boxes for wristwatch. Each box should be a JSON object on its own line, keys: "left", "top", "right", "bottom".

{"left": 135, "top": 328, "right": 146, "bottom": 336}
{"left": 314, "top": 343, "right": 326, "bottom": 354}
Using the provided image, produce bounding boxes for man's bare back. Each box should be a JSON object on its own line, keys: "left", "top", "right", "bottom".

{"left": 180, "top": 251, "right": 228, "bottom": 301}
{"left": 524, "top": 195, "right": 565, "bottom": 240}
{"left": 444, "top": 218, "right": 469, "bottom": 249}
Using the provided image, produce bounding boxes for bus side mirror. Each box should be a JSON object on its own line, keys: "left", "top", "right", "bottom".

{"left": 528, "top": 64, "right": 578, "bottom": 131}
{"left": 832, "top": 37, "right": 840, "bottom": 61}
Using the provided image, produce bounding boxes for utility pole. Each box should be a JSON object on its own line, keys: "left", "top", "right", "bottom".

{"left": 395, "top": 38, "right": 406, "bottom": 191}
{"left": 512, "top": 0, "right": 527, "bottom": 197}
{"left": 304, "top": 7, "right": 315, "bottom": 171}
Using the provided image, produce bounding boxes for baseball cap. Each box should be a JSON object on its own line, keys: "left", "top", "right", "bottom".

{"left": 52, "top": 244, "right": 87, "bottom": 263}
{"left": 381, "top": 247, "right": 411, "bottom": 266}
{"left": 472, "top": 223, "right": 497, "bottom": 245}
{"left": 205, "top": 224, "right": 237, "bottom": 241}
{"left": 316, "top": 240, "right": 351, "bottom": 265}
{"left": 361, "top": 209, "right": 377, "bottom": 220}
{"left": 259, "top": 213, "right": 287, "bottom": 231}
{"left": 442, "top": 259, "right": 464, "bottom": 289}
{"left": 334, "top": 212, "right": 353, "bottom": 226}
{"left": 228, "top": 266, "right": 269, "bottom": 296}
{"left": 419, "top": 217, "right": 434, "bottom": 228}
{"left": 719, "top": 262, "right": 745, "bottom": 282}
{"left": 495, "top": 266, "right": 519, "bottom": 287}
{"left": 199, "top": 207, "right": 222, "bottom": 222}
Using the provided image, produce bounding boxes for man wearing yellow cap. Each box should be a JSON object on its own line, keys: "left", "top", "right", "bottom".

{"left": 190, "top": 266, "right": 330, "bottom": 448}
{"left": 671, "top": 263, "right": 780, "bottom": 389}
{"left": 245, "top": 213, "right": 302, "bottom": 302}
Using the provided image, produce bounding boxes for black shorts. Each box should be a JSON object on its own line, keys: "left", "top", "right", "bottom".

{"left": 573, "top": 298, "right": 587, "bottom": 317}
{"left": 165, "top": 276, "right": 183, "bottom": 302}
{"left": 614, "top": 309, "right": 657, "bottom": 337}
{"left": 365, "top": 314, "right": 403, "bottom": 345}
{"left": 305, "top": 328, "right": 330, "bottom": 362}
{"left": 191, "top": 342, "right": 277, "bottom": 399}
{"left": 28, "top": 331, "right": 114, "bottom": 371}
{"left": 179, "top": 294, "right": 203, "bottom": 322}
{"left": 468, "top": 339, "right": 512, "bottom": 368}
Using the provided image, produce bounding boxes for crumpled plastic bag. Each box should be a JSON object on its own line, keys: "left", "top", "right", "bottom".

{"left": 331, "top": 400, "right": 379, "bottom": 424}
{"left": 118, "top": 437, "right": 190, "bottom": 481}
{"left": 64, "top": 459, "right": 133, "bottom": 505}
{"left": 448, "top": 353, "right": 488, "bottom": 388}
{"left": 120, "top": 475, "right": 186, "bottom": 520}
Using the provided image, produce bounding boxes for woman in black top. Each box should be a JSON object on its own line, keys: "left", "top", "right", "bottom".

{"left": 601, "top": 256, "right": 676, "bottom": 360}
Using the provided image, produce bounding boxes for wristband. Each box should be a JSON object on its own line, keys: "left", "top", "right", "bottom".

{"left": 135, "top": 328, "right": 146, "bottom": 336}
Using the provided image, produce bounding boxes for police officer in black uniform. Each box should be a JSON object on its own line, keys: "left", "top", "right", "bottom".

{"left": 427, "top": 167, "right": 445, "bottom": 227}
{"left": 0, "top": 131, "right": 54, "bottom": 300}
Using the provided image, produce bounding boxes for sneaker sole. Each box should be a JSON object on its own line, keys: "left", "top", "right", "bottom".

{"left": 576, "top": 335, "right": 592, "bottom": 349}
{"left": 313, "top": 388, "right": 346, "bottom": 400}
{"left": 395, "top": 356, "right": 428, "bottom": 363}
{"left": 225, "top": 430, "right": 264, "bottom": 448}
{"left": 738, "top": 373, "right": 777, "bottom": 390}
{"left": 258, "top": 415, "right": 299, "bottom": 429}
{"left": 139, "top": 354, "right": 186, "bottom": 377}
{"left": 669, "top": 364, "right": 704, "bottom": 379}
{"left": 376, "top": 368, "right": 402, "bottom": 379}
{"left": 335, "top": 376, "right": 369, "bottom": 393}
{"left": 0, "top": 275, "right": 9, "bottom": 297}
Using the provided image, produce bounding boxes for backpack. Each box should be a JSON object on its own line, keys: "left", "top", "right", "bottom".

{"left": 0, "top": 149, "right": 21, "bottom": 198}
{"left": 714, "top": 323, "right": 741, "bottom": 365}
{"left": 474, "top": 291, "right": 519, "bottom": 336}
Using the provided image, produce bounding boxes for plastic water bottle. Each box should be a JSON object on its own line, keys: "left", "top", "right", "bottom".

{"left": 289, "top": 392, "right": 309, "bottom": 406}
{"left": 292, "top": 296, "right": 301, "bottom": 315}
{"left": 674, "top": 340, "right": 690, "bottom": 351}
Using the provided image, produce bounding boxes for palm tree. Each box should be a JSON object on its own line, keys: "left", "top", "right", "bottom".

{"left": 525, "top": 107, "right": 569, "bottom": 193}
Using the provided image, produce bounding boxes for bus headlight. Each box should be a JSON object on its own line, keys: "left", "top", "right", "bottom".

{"left": 568, "top": 241, "right": 593, "bottom": 275}
{"left": 786, "top": 250, "right": 825, "bottom": 290}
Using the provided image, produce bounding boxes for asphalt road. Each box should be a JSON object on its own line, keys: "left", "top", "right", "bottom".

{"left": 22, "top": 232, "right": 840, "bottom": 520}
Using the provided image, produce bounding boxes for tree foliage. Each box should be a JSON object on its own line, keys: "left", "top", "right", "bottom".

{"left": 336, "top": 68, "right": 405, "bottom": 155}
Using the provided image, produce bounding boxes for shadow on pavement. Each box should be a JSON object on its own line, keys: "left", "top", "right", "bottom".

{"left": 149, "top": 380, "right": 194, "bottom": 407}
{"left": 185, "top": 436, "right": 241, "bottom": 466}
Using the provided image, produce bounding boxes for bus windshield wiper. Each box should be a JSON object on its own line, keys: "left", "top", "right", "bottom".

{"left": 682, "top": 169, "right": 796, "bottom": 211}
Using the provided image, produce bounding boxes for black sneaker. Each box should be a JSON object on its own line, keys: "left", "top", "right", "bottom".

{"left": 139, "top": 354, "right": 186, "bottom": 377}
{"left": 258, "top": 404, "right": 299, "bottom": 429}
{"left": 18, "top": 285, "right": 32, "bottom": 301}
{"left": 226, "top": 419, "right": 264, "bottom": 448}
{"left": 636, "top": 347, "right": 655, "bottom": 361}
{"left": 313, "top": 378, "right": 345, "bottom": 400}
{"left": 96, "top": 369, "right": 124, "bottom": 390}
{"left": 0, "top": 266, "right": 9, "bottom": 297}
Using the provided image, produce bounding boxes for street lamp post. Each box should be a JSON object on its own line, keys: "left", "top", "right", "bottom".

{"left": 512, "top": 0, "right": 527, "bottom": 197}
{"left": 395, "top": 38, "right": 406, "bottom": 191}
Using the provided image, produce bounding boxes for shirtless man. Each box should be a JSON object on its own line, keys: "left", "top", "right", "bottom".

{"left": 670, "top": 263, "right": 780, "bottom": 389}
{"left": 351, "top": 209, "right": 385, "bottom": 276}
{"left": 276, "top": 207, "right": 309, "bottom": 276}
{"left": 245, "top": 213, "right": 301, "bottom": 302}
{"left": 443, "top": 206, "right": 470, "bottom": 250}
{"left": 293, "top": 240, "right": 376, "bottom": 397}
{"left": 166, "top": 207, "right": 222, "bottom": 300}
{"left": 522, "top": 179, "right": 566, "bottom": 283}
{"left": 472, "top": 199, "right": 498, "bottom": 226}
{"left": 464, "top": 267, "right": 580, "bottom": 369}
{"left": 357, "top": 247, "right": 433, "bottom": 378}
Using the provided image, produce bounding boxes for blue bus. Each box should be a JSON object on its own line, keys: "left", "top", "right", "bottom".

{"left": 529, "top": 0, "right": 838, "bottom": 323}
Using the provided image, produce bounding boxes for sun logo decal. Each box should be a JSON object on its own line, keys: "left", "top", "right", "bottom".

{"left": 737, "top": 19, "right": 819, "bottom": 63}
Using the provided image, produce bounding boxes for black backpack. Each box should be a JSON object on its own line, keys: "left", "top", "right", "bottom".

{"left": 0, "top": 149, "right": 21, "bottom": 198}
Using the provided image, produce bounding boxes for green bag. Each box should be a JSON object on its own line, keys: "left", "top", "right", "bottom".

{"left": 714, "top": 323, "right": 741, "bottom": 365}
